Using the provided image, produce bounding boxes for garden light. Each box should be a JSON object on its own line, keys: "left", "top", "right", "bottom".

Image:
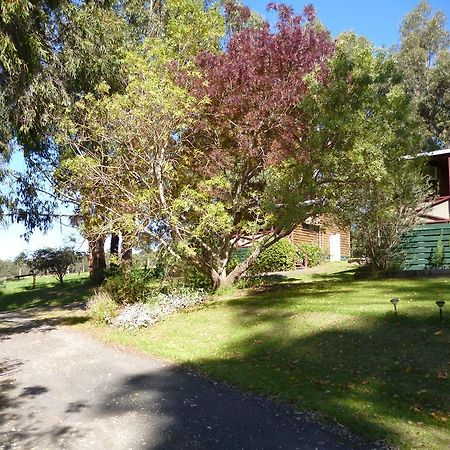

{"left": 390, "top": 298, "right": 399, "bottom": 317}
{"left": 435, "top": 300, "right": 445, "bottom": 321}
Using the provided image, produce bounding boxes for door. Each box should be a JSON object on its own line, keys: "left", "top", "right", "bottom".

{"left": 329, "top": 233, "right": 341, "bottom": 261}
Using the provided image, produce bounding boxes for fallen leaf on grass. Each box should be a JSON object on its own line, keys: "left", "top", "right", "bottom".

{"left": 430, "top": 411, "right": 448, "bottom": 422}
{"left": 409, "top": 404, "right": 423, "bottom": 413}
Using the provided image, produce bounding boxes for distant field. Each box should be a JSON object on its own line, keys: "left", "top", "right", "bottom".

{"left": 0, "top": 273, "right": 91, "bottom": 311}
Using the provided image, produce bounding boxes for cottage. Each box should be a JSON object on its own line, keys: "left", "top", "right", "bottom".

{"left": 288, "top": 218, "right": 350, "bottom": 262}
{"left": 402, "top": 148, "right": 450, "bottom": 270}
{"left": 236, "top": 217, "right": 350, "bottom": 264}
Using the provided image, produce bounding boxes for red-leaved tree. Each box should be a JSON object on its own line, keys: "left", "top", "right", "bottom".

{"left": 176, "top": 4, "right": 335, "bottom": 287}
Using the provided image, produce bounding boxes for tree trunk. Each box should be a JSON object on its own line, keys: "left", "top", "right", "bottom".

{"left": 110, "top": 233, "right": 120, "bottom": 269}
{"left": 211, "top": 270, "right": 236, "bottom": 291}
{"left": 211, "top": 247, "right": 261, "bottom": 290}
{"left": 88, "top": 236, "right": 106, "bottom": 285}
{"left": 121, "top": 233, "right": 132, "bottom": 267}
{"left": 210, "top": 233, "right": 287, "bottom": 290}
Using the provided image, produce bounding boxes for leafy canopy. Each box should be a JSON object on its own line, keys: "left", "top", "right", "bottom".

{"left": 397, "top": 1, "right": 450, "bottom": 147}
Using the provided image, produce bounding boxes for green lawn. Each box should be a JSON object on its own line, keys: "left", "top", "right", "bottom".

{"left": 85, "top": 264, "right": 449, "bottom": 450}
{"left": 0, "top": 273, "right": 91, "bottom": 311}
{"left": 1, "top": 265, "right": 449, "bottom": 449}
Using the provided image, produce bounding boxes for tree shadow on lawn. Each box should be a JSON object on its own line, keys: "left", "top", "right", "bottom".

{"left": 0, "top": 277, "right": 92, "bottom": 312}
{"left": 258, "top": 275, "right": 450, "bottom": 308}
{"left": 185, "top": 287, "right": 450, "bottom": 448}
{"left": 310, "top": 269, "right": 358, "bottom": 283}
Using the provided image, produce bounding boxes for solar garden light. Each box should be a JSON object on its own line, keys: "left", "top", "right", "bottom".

{"left": 390, "top": 298, "right": 399, "bottom": 317}
{"left": 435, "top": 300, "right": 445, "bottom": 321}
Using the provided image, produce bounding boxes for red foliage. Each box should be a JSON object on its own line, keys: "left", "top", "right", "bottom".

{"left": 189, "top": 4, "right": 335, "bottom": 174}
{"left": 224, "top": 1, "right": 252, "bottom": 25}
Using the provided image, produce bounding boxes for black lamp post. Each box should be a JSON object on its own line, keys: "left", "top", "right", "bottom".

{"left": 390, "top": 298, "right": 399, "bottom": 317}
{"left": 436, "top": 300, "right": 445, "bottom": 321}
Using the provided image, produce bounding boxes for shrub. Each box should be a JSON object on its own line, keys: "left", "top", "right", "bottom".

{"left": 181, "top": 267, "right": 212, "bottom": 290}
{"left": 251, "top": 238, "right": 296, "bottom": 274}
{"left": 104, "top": 268, "right": 157, "bottom": 304}
{"left": 86, "top": 291, "right": 118, "bottom": 324}
{"left": 296, "top": 243, "right": 324, "bottom": 267}
{"left": 155, "top": 287, "right": 205, "bottom": 310}
{"left": 114, "top": 287, "right": 206, "bottom": 329}
{"left": 114, "top": 302, "right": 154, "bottom": 329}
{"left": 159, "top": 254, "right": 212, "bottom": 290}
{"left": 430, "top": 233, "right": 445, "bottom": 269}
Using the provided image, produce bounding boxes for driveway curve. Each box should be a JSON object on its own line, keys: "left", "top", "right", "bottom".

{"left": 0, "top": 310, "right": 370, "bottom": 450}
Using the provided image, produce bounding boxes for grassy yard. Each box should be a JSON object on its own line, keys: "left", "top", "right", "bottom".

{"left": 0, "top": 273, "right": 91, "bottom": 311}
{"left": 1, "top": 265, "right": 449, "bottom": 449}
{"left": 84, "top": 264, "right": 449, "bottom": 450}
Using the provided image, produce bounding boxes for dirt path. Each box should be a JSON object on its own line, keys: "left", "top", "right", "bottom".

{"left": 0, "top": 310, "right": 369, "bottom": 450}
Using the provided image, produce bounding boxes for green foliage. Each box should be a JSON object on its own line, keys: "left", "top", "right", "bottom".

{"left": 430, "top": 232, "right": 445, "bottom": 268}
{"left": 251, "top": 239, "right": 296, "bottom": 274}
{"left": 162, "top": 0, "right": 225, "bottom": 61}
{"left": 87, "top": 290, "right": 118, "bottom": 324}
{"left": 0, "top": 259, "right": 20, "bottom": 278}
{"left": 304, "top": 33, "right": 429, "bottom": 272}
{"left": 0, "top": 0, "right": 158, "bottom": 234}
{"left": 151, "top": 262, "right": 167, "bottom": 280}
{"left": 30, "top": 247, "right": 80, "bottom": 284}
{"left": 104, "top": 268, "right": 157, "bottom": 304}
{"left": 160, "top": 254, "right": 213, "bottom": 290}
{"left": 44, "top": 1, "right": 429, "bottom": 291}
{"left": 56, "top": 5, "right": 338, "bottom": 290}
{"left": 181, "top": 266, "right": 212, "bottom": 290}
{"left": 434, "top": 238, "right": 445, "bottom": 268}
{"left": 296, "top": 243, "right": 324, "bottom": 267}
{"left": 397, "top": 1, "right": 450, "bottom": 146}
{"left": 227, "top": 248, "right": 251, "bottom": 273}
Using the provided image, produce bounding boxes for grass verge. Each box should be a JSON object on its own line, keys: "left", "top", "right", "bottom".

{"left": 82, "top": 264, "right": 449, "bottom": 450}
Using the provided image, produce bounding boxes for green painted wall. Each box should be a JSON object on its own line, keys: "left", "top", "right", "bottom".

{"left": 401, "top": 223, "right": 450, "bottom": 270}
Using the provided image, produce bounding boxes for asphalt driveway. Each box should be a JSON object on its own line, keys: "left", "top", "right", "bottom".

{"left": 0, "top": 310, "right": 369, "bottom": 450}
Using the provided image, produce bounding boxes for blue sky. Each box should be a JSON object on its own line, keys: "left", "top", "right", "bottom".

{"left": 1, "top": 0, "right": 449, "bottom": 259}
{"left": 247, "top": 0, "right": 450, "bottom": 47}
